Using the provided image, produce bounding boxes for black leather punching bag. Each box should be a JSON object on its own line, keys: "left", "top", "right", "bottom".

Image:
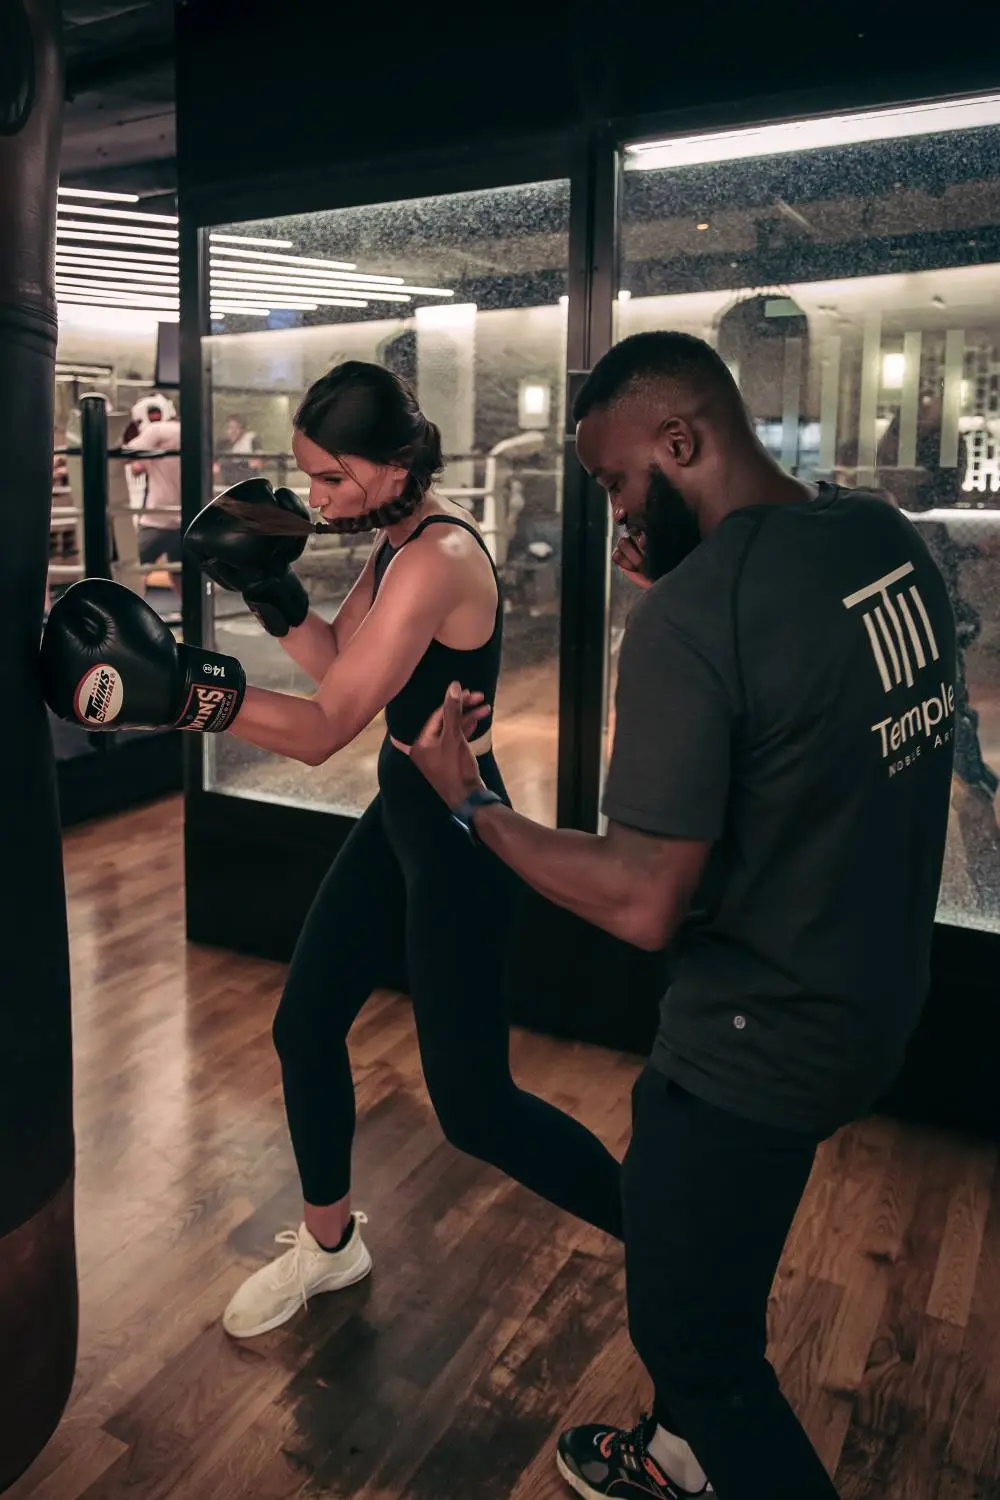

{"left": 0, "top": 2, "right": 78, "bottom": 1490}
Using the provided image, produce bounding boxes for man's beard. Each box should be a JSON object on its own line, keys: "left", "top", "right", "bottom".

{"left": 629, "top": 466, "right": 702, "bottom": 581}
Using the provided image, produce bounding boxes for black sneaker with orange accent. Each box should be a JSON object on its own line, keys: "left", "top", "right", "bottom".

{"left": 556, "top": 1415, "right": 708, "bottom": 1500}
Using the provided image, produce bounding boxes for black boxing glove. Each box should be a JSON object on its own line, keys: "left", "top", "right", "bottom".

{"left": 41, "top": 578, "right": 245, "bottom": 733}
{"left": 184, "top": 477, "right": 311, "bottom": 638}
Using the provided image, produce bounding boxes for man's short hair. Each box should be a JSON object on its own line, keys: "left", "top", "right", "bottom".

{"left": 572, "top": 331, "right": 739, "bottom": 423}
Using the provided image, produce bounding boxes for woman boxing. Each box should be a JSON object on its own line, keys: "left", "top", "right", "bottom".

{"left": 166, "top": 361, "right": 622, "bottom": 1336}
{"left": 41, "top": 363, "right": 623, "bottom": 1332}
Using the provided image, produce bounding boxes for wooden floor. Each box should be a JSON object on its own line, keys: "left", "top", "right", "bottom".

{"left": 9, "top": 798, "right": 1000, "bottom": 1500}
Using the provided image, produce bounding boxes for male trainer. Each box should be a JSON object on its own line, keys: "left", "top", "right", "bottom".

{"left": 412, "top": 331, "right": 956, "bottom": 1500}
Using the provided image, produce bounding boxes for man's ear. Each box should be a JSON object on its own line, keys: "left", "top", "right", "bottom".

{"left": 656, "top": 416, "right": 696, "bottom": 467}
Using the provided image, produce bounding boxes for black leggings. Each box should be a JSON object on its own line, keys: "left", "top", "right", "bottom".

{"left": 273, "top": 738, "right": 623, "bottom": 1240}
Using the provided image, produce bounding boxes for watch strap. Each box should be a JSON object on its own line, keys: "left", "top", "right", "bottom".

{"left": 451, "top": 787, "right": 504, "bottom": 840}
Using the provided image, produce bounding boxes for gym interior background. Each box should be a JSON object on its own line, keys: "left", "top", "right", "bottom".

{"left": 9, "top": 0, "right": 1000, "bottom": 1493}
{"left": 38, "top": 3, "right": 1000, "bottom": 1125}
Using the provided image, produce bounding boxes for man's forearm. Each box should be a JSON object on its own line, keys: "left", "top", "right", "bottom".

{"left": 472, "top": 803, "right": 645, "bottom": 946}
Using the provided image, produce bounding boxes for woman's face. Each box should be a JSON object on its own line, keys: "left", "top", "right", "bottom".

{"left": 292, "top": 431, "right": 407, "bottom": 524}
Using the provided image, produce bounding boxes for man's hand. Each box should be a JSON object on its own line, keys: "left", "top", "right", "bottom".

{"left": 612, "top": 529, "right": 653, "bottom": 588}
{"left": 411, "top": 682, "right": 489, "bottom": 810}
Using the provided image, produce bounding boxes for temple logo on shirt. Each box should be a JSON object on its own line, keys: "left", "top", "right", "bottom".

{"left": 843, "top": 562, "right": 954, "bottom": 772}
{"left": 842, "top": 562, "right": 939, "bottom": 693}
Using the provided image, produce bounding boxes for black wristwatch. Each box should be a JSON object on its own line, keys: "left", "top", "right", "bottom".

{"left": 450, "top": 787, "right": 504, "bottom": 843}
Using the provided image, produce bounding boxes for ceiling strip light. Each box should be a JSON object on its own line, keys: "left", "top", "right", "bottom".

{"left": 58, "top": 186, "right": 140, "bottom": 203}
{"left": 55, "top": 245, "right": 178, "bottom": 266}
{"left": 56, "top": 261, "right": 178, "bottom": 283}
{"left": 210, "top": 259, "right": 402, "bottom": 285}
{"left": 55, "top": 204, "right": 178, "bottom": 225}
{"left": 56, "top": 278, "right": 180, "bottom": 299}
{"left": 626, "top": 91, "right": 1000, "bottom": 171}
{"left": 209, "top": 234, "right": 296, "bottom": 249}
{"left": 209, "top": 257, "right": 452, "bottom": 296}
{"left": 56, "top": 287, "right": 179, "bottom": 308}
{"left": 57, "top": 219, "right": 177, "bottom": 238}
{"left": 211, "top": 276, "right": 445, "bottom": 302}
{"left": 57, "top": 295, "right": 180, "bottom": 314}
{"left": 208, "top": 246, "right": 357, "bottom": 271}
{"left": 213, "top": 283, "right": 404, "bottom": 304}
{"left": 210, "top": 276, "right": 368, "bottom": 300}
{"left": 57, "top": 229, "right": 178, "bottom": 248}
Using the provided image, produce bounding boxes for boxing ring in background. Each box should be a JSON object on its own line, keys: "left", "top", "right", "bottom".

{"left": 50, "top": 392, "right": 182, "bottom": 597}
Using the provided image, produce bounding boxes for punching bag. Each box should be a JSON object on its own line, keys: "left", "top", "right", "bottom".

{"left": 0, "top": 2, "right": 78, "bottom": 1490}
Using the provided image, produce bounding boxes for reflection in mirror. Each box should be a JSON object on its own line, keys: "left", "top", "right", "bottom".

{"left": 201, "top": 181, "right": 571, "bottom": 824}
{"left": 612, "top": 98, "right": 1000, "bottom": 930}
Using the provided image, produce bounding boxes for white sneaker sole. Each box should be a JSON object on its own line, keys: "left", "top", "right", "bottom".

{"left": 556, "top": 1451, "right": 603, "bottom": 1500}
{"left": 222, "top": 1242, "right": 373, "bottom": 1339}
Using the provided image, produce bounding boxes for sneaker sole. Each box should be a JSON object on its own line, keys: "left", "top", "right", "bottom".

{"left": 222, "top": 1244, "right": 373, "bottom": 1339}
{"left": 556, "top": 1451, "right": 604, "bottom": 1500}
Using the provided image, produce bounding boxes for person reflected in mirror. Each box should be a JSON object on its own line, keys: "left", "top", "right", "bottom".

{"left": 125, "top": 393, "right": 182, "bottom": 602}
{"left": 214, "top": 412, "right": 263, "bottom": 488}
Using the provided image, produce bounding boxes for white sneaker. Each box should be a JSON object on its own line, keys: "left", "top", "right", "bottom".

{"left": 222, "top": 1213, "right": 372, "bottom": 1338}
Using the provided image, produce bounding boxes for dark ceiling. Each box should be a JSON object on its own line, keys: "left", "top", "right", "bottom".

{"left": 61, "top": 0, "right": 176, "bottom": 203}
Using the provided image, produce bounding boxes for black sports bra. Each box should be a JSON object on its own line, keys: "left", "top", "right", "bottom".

{"left": 372, "top": 514, "right": 503, "bottom": 745}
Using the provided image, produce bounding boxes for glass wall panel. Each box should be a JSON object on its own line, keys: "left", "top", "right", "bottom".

{"left": 202, "top": 181, "right": 570, "bottom": 821}
{"left": 614, "top": 98, "right": 1000, "bottom": 930}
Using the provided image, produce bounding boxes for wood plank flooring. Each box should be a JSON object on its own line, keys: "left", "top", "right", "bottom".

{"left": 8, "top": 796, "right": 1000, "bottom": 1500}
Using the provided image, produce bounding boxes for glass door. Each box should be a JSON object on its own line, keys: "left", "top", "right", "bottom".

{"left": 199, "top": 180, "right": 571, "bottom": 824}
{"left": 610, "top": 95, "right": 1000, "bottom": 930}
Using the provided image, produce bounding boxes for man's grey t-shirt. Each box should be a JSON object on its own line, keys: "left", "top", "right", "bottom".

{"left": 604, "top": 484, "right": 956, "bottom": 1136}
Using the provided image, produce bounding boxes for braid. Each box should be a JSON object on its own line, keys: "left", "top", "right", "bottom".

{"left": 314, "top": 441, "right": 434, "bottom": 537}
{"left": 315, "top": 472, "right": 427, "bottom": 535}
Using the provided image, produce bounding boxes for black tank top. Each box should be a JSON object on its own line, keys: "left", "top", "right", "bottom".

{"left": 372, "top": 514, "right": 503, "bottom": 745}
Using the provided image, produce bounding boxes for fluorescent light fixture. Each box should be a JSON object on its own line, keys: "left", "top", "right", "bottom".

{"left": 56, "top": 294, "right": 180, "bottom": 317}
{"left": 57, "top": 230, "right": 179, "bottom": 250}
{"left": 211, "top": 306, "right": 271, "bottom": 316}
{"left": 56, "top": 204, "right": 178, "bottom": 225}
{"left": 625, "top": 91, "right": 1000, "bottom": 171}
{"left": 57, "top": 217, "right": 177, "bottom": 239}
{"left": 210, "top": 261, "right": 452, "bottom": 297}
{"left": 58, "top": 186, "right": 140, "bottom": 202}
{"left": 210, "top": 274, "right": 368, "bottom": 298}
{"left": 209, "top": 257, "right": 388, "bottom": 284}
{"left": 212, "top": 280, "right": 409, "bottom": 305}
{"left": 216, "top": 298, "right": 319, "bottom": 310}
{"left": 882, "top": 351, "right": 906, "bottom": 389}
{"left": 56, "top": 280, "right": 180, "bottom": 301}
{"left": 57, "top": 259, "right": 177, "bottom": 280}
{"left": 381, "top": 284, "right": 451, "bottom": 297}
{"left": 208, "top": 247, "right": 357, "bottom": 271}
{"left": 209, "top": 234, "right": 295, "bottom": 248}
{"left": 56, "top": 287, "right": 179, "bottom": 310}
{"left": 55, "top": 246, "right": 178, "bottom": 266}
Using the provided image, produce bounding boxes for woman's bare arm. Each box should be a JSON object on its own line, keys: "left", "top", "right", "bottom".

{"left": 275, "top": 538, "right": 383, "bottom": 685}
